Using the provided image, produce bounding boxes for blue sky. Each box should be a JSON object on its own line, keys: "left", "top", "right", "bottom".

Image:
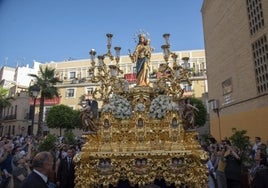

{"left": 0, "top": 0, "right": 204, "bottom": 68}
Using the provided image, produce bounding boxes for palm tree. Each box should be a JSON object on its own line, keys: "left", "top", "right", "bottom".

{"left": 28, "top": 66, "right": 60, "bottom": 136}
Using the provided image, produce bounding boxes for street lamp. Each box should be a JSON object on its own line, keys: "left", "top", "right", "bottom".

{"left": 209, "top": 99, "right": 221, "bottom": 141}
{"left": 30, "top": 84, "right": 40, "bottom": 135}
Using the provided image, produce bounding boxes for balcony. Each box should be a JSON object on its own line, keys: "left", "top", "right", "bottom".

{"left": 191, "top": 71, "right": 207, "bottom": 80}
{"left": 4, "top": 114, "right": 17, "bottom": 120}
{"left": 29, "top": 97, "right": 61, "bottom": 105}
{"left": 55, "top": 77, "right": 88, "bottom": 85}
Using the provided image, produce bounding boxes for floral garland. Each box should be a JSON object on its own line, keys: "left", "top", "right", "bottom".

{"left": 102, "top": 94, "right": 179, "bottom": 119}
{"left": 148, "top": 95, "right": 178, "bottom": 119}
{"left": 102, "top": 94, "right": 132, "bottom": 119}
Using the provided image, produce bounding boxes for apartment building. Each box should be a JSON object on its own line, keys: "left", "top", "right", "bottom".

{"left": 0, "top": 91, "right": 30, "bottom": 136}
{"left": 202, "top": 0, "right": 268, "bottom": 141}
{"left": 0, "top": 62, "right": 39, "bottom": 136}
{"left": 0, "top": 50, "right": 207, "bottom": 136}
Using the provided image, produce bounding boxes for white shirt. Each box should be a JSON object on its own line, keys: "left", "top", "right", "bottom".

{"left": 207, "top": 160, "right": 214, "bottom": 172}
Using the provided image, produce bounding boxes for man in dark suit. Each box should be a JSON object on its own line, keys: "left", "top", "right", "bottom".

{"left": 56, "top": 148, "right": 75, "bottom": 188}
{"left": 252, "top": 167, "right": 268, "bottom": 188}
{"left": 20, "top": 151, "right": 54, "bottom": 188}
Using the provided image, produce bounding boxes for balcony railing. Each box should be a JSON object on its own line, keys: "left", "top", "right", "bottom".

{"left": 192, "top": 71, "right": 206, "bottom": 77}
{"left": 2, "top": 114, "right": 17, "bottom": 120}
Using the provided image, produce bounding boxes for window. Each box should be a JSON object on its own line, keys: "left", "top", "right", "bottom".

{"left": 222, "top": 78, "right": 233, "bottom": 95}
{"left": 85, "top": 87, "right": 94, "bottom": 95}
{"left": 29, "top": 106, "right": 34, "bottom": 120}
{"left": 8, "top": 125, "right": 11, "bottom": 135}
{"left": 66, "top": 88, "right": 75, "bottom": 98}
{"left": 12, "top": 125, "right": 15, "bottom": 135}
{"left": 43, "top": 106, "right": 52, "bottom": 121}
{"left": 15, "top": 105, "right": 17, "bottom": 117}
{"left": 69, "top": 71, "right": 76, "bottom": 79}
{"left": 183, "top": 85, "right": 192, "bottom": 92}
{"left": 252, "top": 35, "right": 268, "bottom": 94}
{"left": 246, "top": 0, "right": 264, "bottom": 35}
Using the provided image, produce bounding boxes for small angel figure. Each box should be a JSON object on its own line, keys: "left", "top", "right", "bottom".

{"left": 81, "top": 105, "right": 98, "bottom": 133}
{"left": 182, "top": 98, "right": 199, "bottom": 129}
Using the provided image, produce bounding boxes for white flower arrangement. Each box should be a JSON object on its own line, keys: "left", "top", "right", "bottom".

{"left": 102, "top": 94, "right": 132, "bottom": 119}
{"left": 149, "top": 95, "right": 178, "bottom": 119}
{"left": 134, "top": 103, "right": 146, "bottom": 112}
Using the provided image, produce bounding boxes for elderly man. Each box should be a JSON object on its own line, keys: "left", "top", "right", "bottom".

{"left": 20, "top": 151, "right": 54, "bottom": 188}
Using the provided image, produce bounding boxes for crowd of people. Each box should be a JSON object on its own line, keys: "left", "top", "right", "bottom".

{"left": 205, "top": 136, "right": 268, "bottom": 188}
{"left": 0, "top": 134, "right": 82, "bottom": 188}
{"left": 1, "top": 133, "right": 268, "bottom": 188}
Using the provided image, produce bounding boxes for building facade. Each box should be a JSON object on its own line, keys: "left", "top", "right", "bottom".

{"left": 0, "top": 62, "right": 39, "bottom": 136}
{"left": 0, "top": 91, "right": 30, "bottom": 136}
{"left": 41, "top": 50, "right": 207, "bottom": 108}
{"left": 202, "top": 0, "right": 268, "bottom": 141}
{"left": 0, "top": 50, "right": 207, "bottom": 136}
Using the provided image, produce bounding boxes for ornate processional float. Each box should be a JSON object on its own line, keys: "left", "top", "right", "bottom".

{"left": 74, "top": 32, "right": 208, "bottom": 187}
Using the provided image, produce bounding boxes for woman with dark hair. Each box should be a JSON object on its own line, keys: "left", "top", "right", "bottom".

{"left": 250, "top": 146, "right": 268, "bottom": 188}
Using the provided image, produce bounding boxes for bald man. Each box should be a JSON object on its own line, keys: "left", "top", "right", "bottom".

{"left": 20, "top": 151, "right": 54, "bottom": 188}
